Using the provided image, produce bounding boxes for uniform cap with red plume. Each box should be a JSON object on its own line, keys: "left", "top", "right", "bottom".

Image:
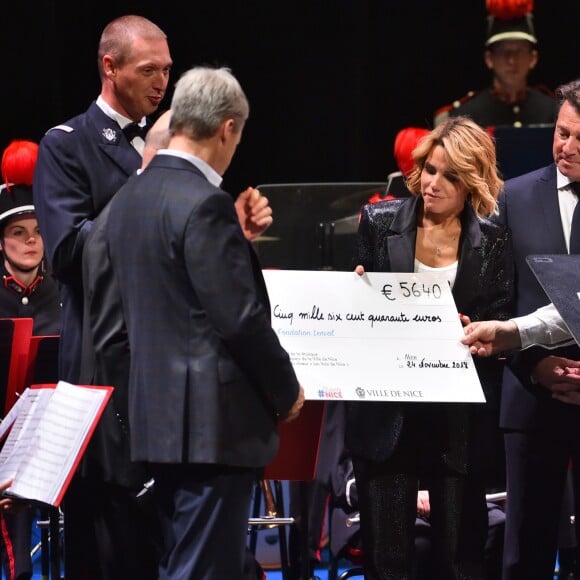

{"left": 1, "top": 140, "right": 39, "bottom": 191}
{"left": 485, "top": 0, "right": 536, "bottom": 47}
{"left": 0, "top": 140, "right": 38, "bottom": 227}
{"left": 393, "top": 127, "right": 430, "bottom": 176}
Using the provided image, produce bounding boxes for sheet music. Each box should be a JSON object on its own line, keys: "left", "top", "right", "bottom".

{"left": 0, "top": 388, "right": 40, "bottom": 440}
{"left": 0, "top": 381, "right": 113, "bottom": 506}
{"left": 0, "top": 389, "right": 53, "bottom": 480}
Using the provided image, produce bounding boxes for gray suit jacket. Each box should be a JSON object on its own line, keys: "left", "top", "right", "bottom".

{"left": 107, "top": 154, "right": 299, "bottom": 467}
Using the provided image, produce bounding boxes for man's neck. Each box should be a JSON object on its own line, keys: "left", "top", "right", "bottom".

{"left": 97, "top": 94, "right": 139, "bottom": 125}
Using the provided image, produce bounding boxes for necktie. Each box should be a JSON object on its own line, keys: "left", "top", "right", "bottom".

{"left": 569, "top": 181, "right": 580, "bottom": 254}
{"left": 122, "top": 122, "right": 148, "bottom": 143}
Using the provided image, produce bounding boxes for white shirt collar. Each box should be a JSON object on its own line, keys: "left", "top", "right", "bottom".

{"left": 556, "top": 167, "right": 577, "bottom": 192}
{"left": 156, "top": 149, "right": 223, "bottom": 187}
{"left": 96, "top": 96, "right": 146, "bottom": 129}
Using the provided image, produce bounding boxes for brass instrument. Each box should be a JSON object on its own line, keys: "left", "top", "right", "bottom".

{"left": 260, "top": 479, "right": 278, "bottom": 527}
{"left": 247, "top": 479, "right": 294, "bottom": 527}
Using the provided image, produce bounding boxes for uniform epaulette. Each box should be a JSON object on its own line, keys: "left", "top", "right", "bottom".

{"left": 45, "top": 124, "right": 74, "bottom": 135}
{"left": 533, "top": 83, "right": 556, "bottom": 98}
{"left": 433, "top": 91, "right": 476, "bottom": 125}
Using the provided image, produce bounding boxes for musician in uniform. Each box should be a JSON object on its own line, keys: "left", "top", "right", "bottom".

{"left": 434, "top": 0, "right": 558, "bottom": 128}
{"left": 0, "top": 140, "right": 60, "bottom": 336}
{"left": 0, "top": 139, "right": 61, "bottom": 580}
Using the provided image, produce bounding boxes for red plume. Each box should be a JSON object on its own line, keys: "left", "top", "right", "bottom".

{"left": 486, "top": 0, "right": 533, "bottom": 20}
{"left": 1, "top": 140, "right": 39, "bottom": 191}
{"left": 393, "top": 127, "right": 429, "bottom": 176}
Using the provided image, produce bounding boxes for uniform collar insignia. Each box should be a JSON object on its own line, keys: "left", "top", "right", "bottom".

{"left": 101, "top": 127, "right": 119, "bottom": 142}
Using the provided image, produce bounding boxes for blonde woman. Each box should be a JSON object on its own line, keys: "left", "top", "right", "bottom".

{"left": 347, "top": 116, "right": 515, "bottom": 579}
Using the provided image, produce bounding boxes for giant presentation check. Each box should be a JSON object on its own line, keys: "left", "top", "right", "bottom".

{"left": 263, "top": 270, "right": 484, "bottom": 403}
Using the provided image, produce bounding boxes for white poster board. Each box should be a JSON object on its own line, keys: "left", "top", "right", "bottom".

{"left": 263, "top": 270, "right": 484, "bottom": 403}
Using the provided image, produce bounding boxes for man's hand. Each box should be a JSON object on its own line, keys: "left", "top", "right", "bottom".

{"left": 282, "top": 385, "right": 305, "bottom": 423}
{"left": 416, "top": 490, "right": 430, "bottom": 518}
{"left": 461, "top": 320, "right": 521, "bottom": 357}
{"left": 235, "top": 187, "right": 273, "bottom": 241}
{"left": 534, "top": 357, "right": 580, "bottom": 405}
{"left": 0, "top": 479, "right": 14, "bottom": 511}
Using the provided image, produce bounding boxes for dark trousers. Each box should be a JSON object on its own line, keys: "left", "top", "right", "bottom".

{"left": 151, "top": 463, "right": 257, "bottom": 580}
{"left": 353, "top": 457, "right": 487, "bottom": 580}
{"left": 63, "top": 476, "right": 162, "bottom": 580}
{"left": 503, "top": 423, "right": 580, "bottom": 580}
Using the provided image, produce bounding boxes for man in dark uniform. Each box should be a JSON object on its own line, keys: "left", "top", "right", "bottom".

{"left": 32, "top": 15, "right": 173, "bottom": 579}
{"left": 434, "top": 3, "right": 559, "bottom": 128}
{"left": 33, "top": 15, "right": 172, "bottom": 386}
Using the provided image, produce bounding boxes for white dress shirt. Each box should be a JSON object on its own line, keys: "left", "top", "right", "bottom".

{"left": 512, "top": 170, "right": 579, "bottom": 348}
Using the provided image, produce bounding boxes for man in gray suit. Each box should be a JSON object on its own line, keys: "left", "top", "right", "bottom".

{"left": 81, "top": 110, "right": 278, "bottom": 580}
{"left": 107, "top": 66, "right": 304, "bottom": 579}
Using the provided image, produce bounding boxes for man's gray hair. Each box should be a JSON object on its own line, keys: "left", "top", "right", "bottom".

{"left": 170, "top": 66, "right": 249, "bottom": 140}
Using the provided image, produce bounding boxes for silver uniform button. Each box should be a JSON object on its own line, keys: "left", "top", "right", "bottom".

{"left": 21, "top": 296, "right": 29, "bottom": 305}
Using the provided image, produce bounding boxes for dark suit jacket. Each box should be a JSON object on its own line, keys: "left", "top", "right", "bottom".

{"left": 345, "top": 196, "right": 514, "bottom": 473}
{"left": 33, "top": 101, "right": 142, "bottom": 382}
{"left": 107, "top": 154, "right": 299, "bottom": 467}
{"left": 492, "top": 164, "right": 580, "bottom": 430}
{"left": 78, "top": 192, "right": 150, "bottom": 489}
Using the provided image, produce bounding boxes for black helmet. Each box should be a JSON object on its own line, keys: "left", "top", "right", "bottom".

{"left": 0, "top": 184, "right": 35, "bottom": 234}
{"left": 485, "top": 0, "right": 537, "bottom": 47}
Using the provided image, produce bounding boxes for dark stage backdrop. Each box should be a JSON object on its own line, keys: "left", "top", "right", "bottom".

{"left": 3, "top": 1, "right": 580, "bottom": 195}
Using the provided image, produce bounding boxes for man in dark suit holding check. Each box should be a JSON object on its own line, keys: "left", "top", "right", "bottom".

{"left": 106, "top": 65, "right": 304, "bottom": 579}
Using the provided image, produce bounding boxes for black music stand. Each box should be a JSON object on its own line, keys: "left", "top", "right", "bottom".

{"left": 25, "top": 335, "right": 60, "bottom": 387}
{"left": 253, "top": 182, "right": 388, "bottom": 271}
{"left": 26, "top": 337, "right": 61, "bottom": 580}
{"left": 0, "top": 326, "right": 61, "bottom": 578}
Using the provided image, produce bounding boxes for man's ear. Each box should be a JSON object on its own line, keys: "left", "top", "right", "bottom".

{"left": 220, "top": 118, "right": 236, "bottom": 142}
{"left": 102, "top": 55, "right": 117, "bottom": 77}
{"left": 484, "top": 50, "right": 494, "bottom": 70}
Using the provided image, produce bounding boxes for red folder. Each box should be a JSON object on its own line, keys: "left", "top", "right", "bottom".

{"left": 0, "top": 318, "right": 34, "bottom": 414}
{"left": 265, "top": 400, "right": 325, "bottom": 481}
{"left": 1, "top": 382, "right": 114, "bottom": 507}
